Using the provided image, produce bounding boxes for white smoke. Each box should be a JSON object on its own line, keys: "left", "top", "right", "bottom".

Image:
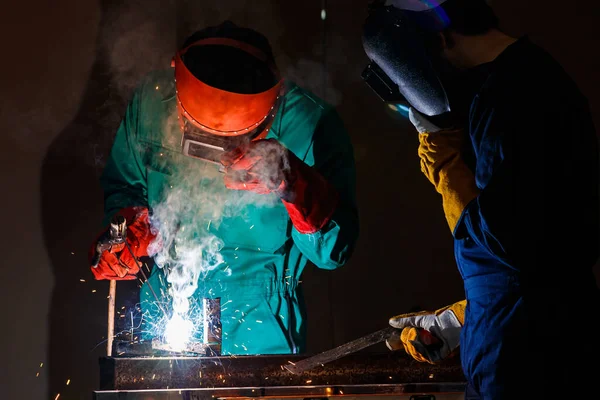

{"left": 145, "top": 173, "right": 226, "bottom": 349}
{"left": 282, "top": 57, "right": 343, "bottom": 106}
{"left": 147, "top": 178, "right": 226, "bottom": 316}
{"left": 144, "top": 111, "right": 286, "bottom": 349}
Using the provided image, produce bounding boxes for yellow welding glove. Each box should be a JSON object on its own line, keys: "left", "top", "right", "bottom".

{"left": 409, "top": 108, "right": 479, "bottom": 233}
{"left": 386, "top": 300, "right": 467, "bottom": 364}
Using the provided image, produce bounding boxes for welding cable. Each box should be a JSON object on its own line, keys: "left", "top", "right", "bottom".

{"left": 124, "top": 241, "right": 169, "bottom": 319}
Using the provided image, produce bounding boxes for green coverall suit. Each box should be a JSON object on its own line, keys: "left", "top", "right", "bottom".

{"left": 99, "top": 70, "right": 359, "bottom": 355}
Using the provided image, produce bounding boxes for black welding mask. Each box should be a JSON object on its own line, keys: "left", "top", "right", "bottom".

{"left": 361, "top": 0, "right": 456, "bottom": 125}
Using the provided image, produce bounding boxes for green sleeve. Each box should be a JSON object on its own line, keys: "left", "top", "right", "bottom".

{"left": 292, "top": 109, "right": 359, "bottom": 270}
{"left": 99, "top": 88, "right": 148, "bottom": 226}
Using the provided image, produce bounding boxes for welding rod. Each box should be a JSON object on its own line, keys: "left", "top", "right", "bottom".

{"left": 107, "top": 280, "right": 116, "bottom": 356}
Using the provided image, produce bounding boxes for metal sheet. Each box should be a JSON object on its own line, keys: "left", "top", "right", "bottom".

{"left": 283, "top": 327, "right": 398, "bottom": 374}
{"left": 94, "top": 385, "right": 466, "bottom": 400}
{"left": 98, "top": 352, "right": 465, "bottom": 391}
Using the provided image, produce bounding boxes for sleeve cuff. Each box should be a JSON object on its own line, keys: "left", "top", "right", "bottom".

{"left": 452, "top": 196, "right": 478, "bottom": 239}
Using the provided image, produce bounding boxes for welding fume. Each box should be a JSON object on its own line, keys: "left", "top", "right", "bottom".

{"left": 88, "top": 20, "right": 359, "bottom": 356}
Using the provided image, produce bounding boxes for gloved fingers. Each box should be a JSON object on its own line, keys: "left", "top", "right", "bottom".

{"left": 419, "top": 150, "right": 438, "bottom": 167}
{"left": 389, "top": 315, "right": 411, "bottom": 329}
{"left": 389, "top": 312, "right": 428, "bottom": 329}
{"left": 129, "top": 215, "right": 157, "bottom": 257}
{"left": 229, "top": 181, "right": 271, "bottom": 194}
{"left": 385, "top": 334, "right": 404, "bottom": 351}
{"left": 433, "top": 133, "right": 464, "bottom": 152}
{"left": 421, "top": 159, "right": 435, "bottom": 185}
{"left": 220, "top": 144, "right": 250, "bottom": 167}
{"left": 419, "top": 141, "right": 459, "bottom": 164}
{"left": 91, "top": 264, "right": 109, "bottom": 280}
{"left": 419, "top": 130, "right": 463, "bottom": 153}
{"left": 123, "top": 232, "right": 143, "bottom": 256}
{"left": 92, "top": 255, "right": 130, "bottom": 280}
{"left": 409, "top": 339, "right": 439, "bottom": 364}
{"left": 118, "top": 249, "right": 141, "bottom": 275}
{"left": 224, "top": 169, "right": 282, "bottom": 193}
{"left": 221, "top": 139, "right": 279, "bottom": 170}
{"left": 418, "top": 140, "right": 454, "bottom": 171}
{"left": 402, "top": 328, "right": 444, "bottom": 364}
{"left": 225, "top": 153, "right": 263, "bottom": 171}
{"left": 420, "top": 158, "right": 434, "bottom": 183}
{"left": 417, "top": 140, "right": 432, "bottom": 163}
{"left": 400, "top": 327, "right": 431, "bottom": 363}
{"left": 107, "top": 242, "right": 126, "bottom": 254}
{"left": 89, "top": 230, "right": 113, "bottom": 262}
{"left": 417, "top": 328, "right": 442, "bottom": 346}
{"left": 106, "top": 252, "right": 132, "bottom": 278}
{"left": 419, "top": 146, "right": 460, "bottom": 187}
{"left": 230, "top": 139, "right": 287, "bottom": 170}
{"left": 418, "top": 132, "right": 434, "bottom": 148}
{"left": 91, "top": 267, "right": 118, "bottom": 280}
{"left": 91, "top": 266, "right": 137, "bottom": 280}
{"left": 224, "top": 171, "right": 263, "bottom": 190}
{"left": 390, "top": 308, "right": 442, "bottom": 328}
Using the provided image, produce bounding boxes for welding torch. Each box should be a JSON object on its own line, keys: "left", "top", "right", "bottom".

{"left": 91, "top": 215, "right": 127, "bottom": 268}
{"left": 91, "top": 214, "right": 165, "bottom": 304}
{"left": 91, "top": 214, "right": 167, "bottom": 354}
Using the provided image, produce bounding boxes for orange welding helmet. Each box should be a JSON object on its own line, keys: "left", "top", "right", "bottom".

{"left": 172, "top": 21, "right": 284, "bottom": 164}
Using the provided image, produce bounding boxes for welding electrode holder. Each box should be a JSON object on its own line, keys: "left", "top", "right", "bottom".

{"left": 91, "top": 215, "right": 128, "bottom": 268}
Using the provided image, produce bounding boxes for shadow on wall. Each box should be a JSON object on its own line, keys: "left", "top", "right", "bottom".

{"left": 40, "top": 0, "right": 179, "bottom": 398}
{"left": 40, "top": 8, "right": 123, "bottom": 400}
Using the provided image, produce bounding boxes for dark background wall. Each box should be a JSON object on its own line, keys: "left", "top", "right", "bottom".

{"left": 1, "top": 1, "right": 598, "bottom": 399}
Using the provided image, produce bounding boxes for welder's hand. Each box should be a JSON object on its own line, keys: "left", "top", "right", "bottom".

{"left": 89, "top": 207, "right": 156, "bottom": 280}
{"left": 221, "top": 138, "right": 289, "bottom": 195}
{"left": 410, "top": 108, "right": 479, "bottom": 232}
{"left": 387, "top": 300, "right": 466, "bottom": 364}
{"left": 221, "top": 139, "right": 339, "bottom": 234}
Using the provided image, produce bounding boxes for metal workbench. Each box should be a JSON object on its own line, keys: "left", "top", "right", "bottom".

{"left": 94, "top": 351, "right": 466, "bottom": 400}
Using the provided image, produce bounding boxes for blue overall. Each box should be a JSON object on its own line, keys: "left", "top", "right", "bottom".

{"left": 453, "top": 37, "right": 600, "bottom": 399}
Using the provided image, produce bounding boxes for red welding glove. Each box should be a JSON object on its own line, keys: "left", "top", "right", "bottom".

{"left": 221, "top": 138, "right": 339, "bottom": 234}
{"left": 88, "top": 207, "right": 156, "bottom": 280}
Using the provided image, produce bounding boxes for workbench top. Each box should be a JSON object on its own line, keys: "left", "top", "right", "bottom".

{"left": 99, "top": 351, "right": 466, "bottom": 393}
